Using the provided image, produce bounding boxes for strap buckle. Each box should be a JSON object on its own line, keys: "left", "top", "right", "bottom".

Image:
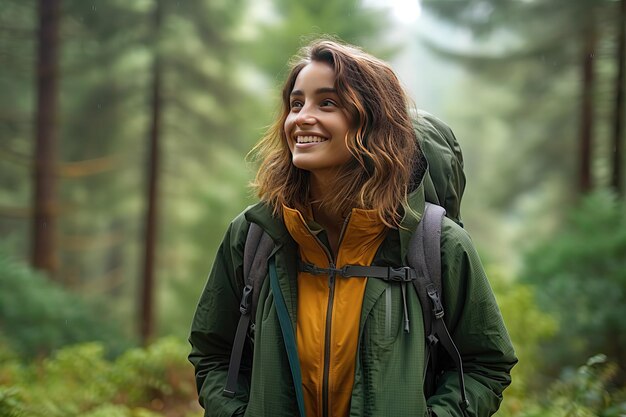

{"left": 239, "top": 284, "right": 253, "bottom": 315}
{"left": 387, "top": 266, "right": 413, "bottom": 282}
{"left": 426, "top": 283, "right": 445, "bottom": 319}
{"left": 427, "top": 334, "right": 439, "bottom": 346}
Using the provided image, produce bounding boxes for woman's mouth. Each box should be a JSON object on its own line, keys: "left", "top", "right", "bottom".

{"left": 296, "top": 135, "right": 328, "bottom": 144}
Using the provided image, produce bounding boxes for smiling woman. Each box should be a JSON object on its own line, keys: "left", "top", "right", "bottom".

{"left": 188, "top": 38, "right": 516, "bottom": 417}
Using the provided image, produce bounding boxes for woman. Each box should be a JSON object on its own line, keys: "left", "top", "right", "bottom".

{"left": 188, "top": 38, "right": 517, "bottom": 417}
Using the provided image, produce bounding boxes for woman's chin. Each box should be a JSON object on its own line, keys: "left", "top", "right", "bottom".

{"left": 291, "top": 157, "right": 316, "bottom": 172}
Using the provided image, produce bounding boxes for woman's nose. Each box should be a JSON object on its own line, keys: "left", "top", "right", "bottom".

{"left": 295, "top": 106, "right": 316, "bottom": 126}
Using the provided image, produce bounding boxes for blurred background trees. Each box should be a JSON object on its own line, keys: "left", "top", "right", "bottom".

{"left": 423, "top": 0, "right": 623, "bottom": 200}
{"left": 0, "top": 0, "right": 625, "bottom": 416}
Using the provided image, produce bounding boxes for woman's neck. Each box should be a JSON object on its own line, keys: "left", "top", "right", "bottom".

{"left": 310, "top": 173, "right": 347, "bottom": 257}
{"left": 311, "top": 204, "right": 344, "bottom": 258}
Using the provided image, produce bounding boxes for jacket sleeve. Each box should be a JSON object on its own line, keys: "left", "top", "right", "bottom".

{"left": 188, "top": 214, "right": 251, "bottom": 417}
{"left": 427, "top": 219, "right": 518, "bottom": 417}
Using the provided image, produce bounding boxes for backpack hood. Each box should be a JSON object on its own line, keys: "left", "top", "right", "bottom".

{"left": 411, "top": 110, "right": 465, "bottom": 226}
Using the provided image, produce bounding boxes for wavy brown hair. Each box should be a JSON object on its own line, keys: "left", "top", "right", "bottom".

{"left": 251, "top": 38, "right": 421, "bottom": 228}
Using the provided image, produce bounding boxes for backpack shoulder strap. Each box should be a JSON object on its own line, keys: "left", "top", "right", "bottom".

{"left": 407, "top": 202, "right": 445, "bottom": 339}
{"left": 224, "top": 222, "right": 272, "bottom": 398}
{"left": 407, "top": 203, "right": 470, "bottom": 414}
{"left": 245, "top": 223, "right": 273, "bottom": 322}
{"left": 243, "top": 222, "right": 264, "bottom": 285}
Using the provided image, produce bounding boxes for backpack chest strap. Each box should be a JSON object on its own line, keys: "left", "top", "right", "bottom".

{"left": 298, "top": 260, "right": 418, "bottom": 334}
{"left": 298, "top": 261, "right": 418, "bottom": 282}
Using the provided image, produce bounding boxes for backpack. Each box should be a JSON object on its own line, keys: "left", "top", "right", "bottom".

{"left": 223, "top": 111, "right": 470, "bottom": 416}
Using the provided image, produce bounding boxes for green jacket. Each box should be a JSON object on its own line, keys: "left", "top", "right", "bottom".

{"left": 188, "top": 180, "right": 517, "bottom": 417}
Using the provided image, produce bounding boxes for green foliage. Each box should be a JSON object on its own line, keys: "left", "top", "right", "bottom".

{"left": 522, "top": 190, "right": 626, "bottom": 378}
{"left": 513, "top": 355, "right": 626, "bottom": 417}
{"left": 0, "top": 251, "right": 130, "bottom": 357}
{"left": 489, "top": 267, "right": 558, "bottom": 413}
{"left": 547, "top": 355, "right": 626, "bottom": 417}
{"left": 0, "top": 387, "right": 27, "bottom": 417}
{"left": 81, "top": 405, "right": 161, "bottom": 417}
{"left": 113, "top": 337, "right": 196, "bottom": 404}
{"left": 0, "top": 337, "right": 199, "bottom": 417}
{"left": 484, "top": 266, "right": 557, "bottom": 416}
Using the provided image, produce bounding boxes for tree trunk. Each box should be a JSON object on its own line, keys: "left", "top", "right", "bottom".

{"left": 32, "top": 0, "right": 60, "bottom": 277}
{"left": 579, "top": 22, "right": 596, "bottom": 195}
{"left": 612, "top": 0, "right": 625, "bottom": 196}
{"left": 139, "top": 0, "right": 163, "bottom": 345}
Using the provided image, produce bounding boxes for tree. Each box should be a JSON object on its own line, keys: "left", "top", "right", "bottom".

{"left": 612, "top": 0, "right": 625, "bottom": 196}
{"left": 32, "top": 0, "right": 61, "bottom": 276}
{"left": 579, "top": 13, "right": 597, "bottom": 193}
{"left": 139, "top": 0, "right": 163, "bottom": 345}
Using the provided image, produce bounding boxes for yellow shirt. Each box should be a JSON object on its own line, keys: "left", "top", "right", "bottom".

{"left": 282, "top": 206, "right": 387, "bottom": 417}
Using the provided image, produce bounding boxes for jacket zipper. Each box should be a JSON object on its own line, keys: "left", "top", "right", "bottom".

{"left": 309, "top": 215, "right": 351, "bottom": 417}
{"left": 322, "top": 263, "right": 336, "bottom": 417}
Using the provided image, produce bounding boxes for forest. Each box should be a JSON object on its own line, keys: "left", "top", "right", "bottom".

{"left": 1, "top": 0, "right": 625, "bottom": 416}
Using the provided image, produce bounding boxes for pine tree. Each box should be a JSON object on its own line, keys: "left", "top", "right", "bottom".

{"left": 612, "top": 0, "right": 625, "bottom": 196}
{"left": 32, "top": 0, "right": 61, "bottom": 276}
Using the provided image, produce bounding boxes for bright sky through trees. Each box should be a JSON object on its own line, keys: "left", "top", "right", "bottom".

{"left": 365, "top": 0, "right": 421, "bottom": 24}
{"left": 390, "top": 0, "right": 421, "bottom": 23}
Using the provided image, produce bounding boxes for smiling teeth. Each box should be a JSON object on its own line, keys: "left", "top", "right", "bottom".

{"left": 297, "top": 135, "right": 327, "bottom": 143}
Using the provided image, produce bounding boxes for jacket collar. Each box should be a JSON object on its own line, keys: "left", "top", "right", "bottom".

{"left": 281, "top": 205, "right": 387, "bottom": 266}
{"left": 245, "top": 202, "right": 290, "bottom": 243}
{"left": 244, "top": 178, "right": 426, "bottom": 263}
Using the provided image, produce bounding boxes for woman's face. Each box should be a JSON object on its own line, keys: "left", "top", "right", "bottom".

{"left": 284, "top": 61, "right": 353, "bottom": 182}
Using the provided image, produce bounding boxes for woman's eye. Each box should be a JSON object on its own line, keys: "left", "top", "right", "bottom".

{"left": 320, "top": 99, "right": 336, "bottom": 107}
{"left": 290, "top": 101, "right": 303, "bottom": 109}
